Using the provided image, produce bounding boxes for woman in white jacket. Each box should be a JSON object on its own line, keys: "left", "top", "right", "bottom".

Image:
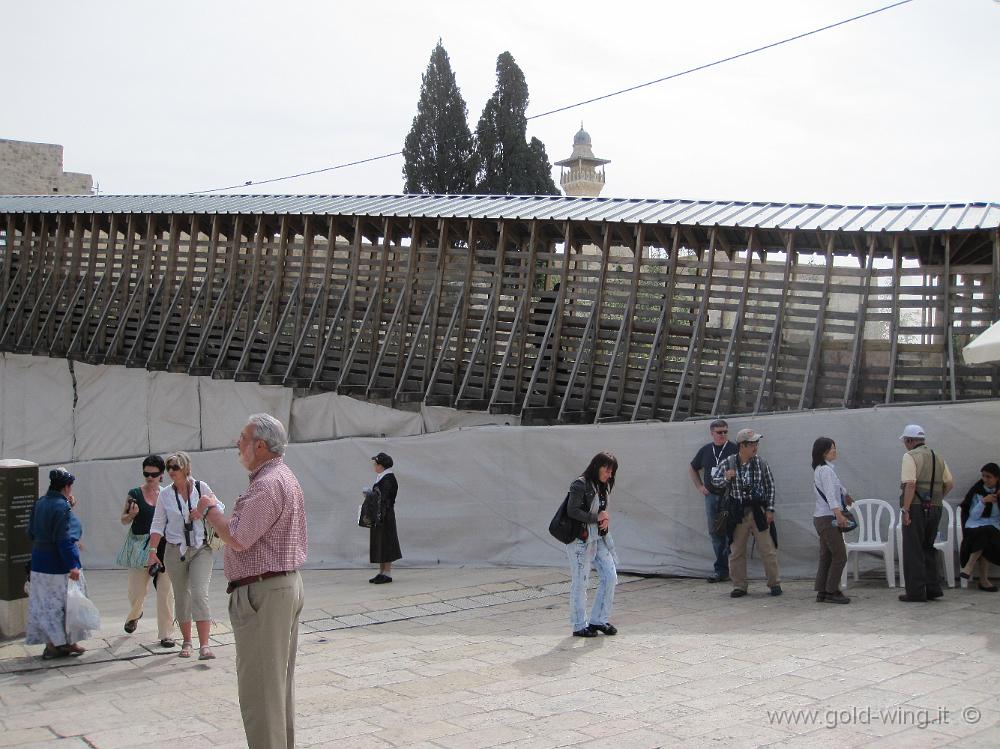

{"left": 812, "top": 437, "right": 854, "bottom": 605}
{"left": 147, "top": 451, "right": 223, "bottom": 659}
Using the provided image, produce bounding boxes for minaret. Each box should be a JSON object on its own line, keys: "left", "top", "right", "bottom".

{"left": 554, "top": 124, "right": 610, "bottom": 197}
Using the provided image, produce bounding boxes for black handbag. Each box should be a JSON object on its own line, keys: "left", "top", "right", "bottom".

{"left": 358, "top": 486, "right": 383, "bottom": 529}
{"left": 548, "top": 492, "right": 579, "bottom": 544}
{"left": 711, "top": 485, "right": 734, "bottom": 536}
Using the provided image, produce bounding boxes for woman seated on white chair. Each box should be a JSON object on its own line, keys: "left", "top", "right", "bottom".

{"left": 959, "top": 462, "right": 1000, "bottom": 592}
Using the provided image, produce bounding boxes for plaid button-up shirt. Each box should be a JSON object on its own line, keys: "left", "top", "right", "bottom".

{"left": 223, "top": 457, "right": 308, "bottom": 582}
{"left": 710, "top": 454, "right": 776, "bottom": 512}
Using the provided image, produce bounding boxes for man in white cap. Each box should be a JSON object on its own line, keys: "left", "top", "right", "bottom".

{"left": 898, "top": 424, "right": 953, "bottom": 602}
{"left": 710, "top": 428, "right": 781, "bottom": 598}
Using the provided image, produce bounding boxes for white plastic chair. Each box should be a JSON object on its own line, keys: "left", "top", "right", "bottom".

{"left": 840, "top": 498, "right": 896, "bottom": 589}
{"left": 896, "top": 500, "right": 957, "bottom": 589}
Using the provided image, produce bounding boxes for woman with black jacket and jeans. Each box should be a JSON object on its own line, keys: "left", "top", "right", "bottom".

{"left": 564, "top": 452, "right": 619, "bottom": 638}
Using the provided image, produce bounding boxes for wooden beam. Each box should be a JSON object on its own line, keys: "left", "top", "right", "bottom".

{"left": 581, "top": 223, "right": 613, "bottom": 410}
{"left": 642, "top": 225, "right": 681, "bottom": 420}
{"left": 885, "top": 236, "right": 902, "bottom": 404}
{"left": 670, "top": 228, "right": 718, "bottom": 421}
{"left": 712, "top": 230, "right": 755, "bottom": 416}
{"left": 842, "top": 236, "right": 877, "bottom": 408}
{"left": 943, "top": 234, "right": 956, "bottom": 402}
{"left": 797, "top": 233, "right": 835, "bottom": 410}
{"left": 754, "top": 233, "right": 795, "bottom": 414}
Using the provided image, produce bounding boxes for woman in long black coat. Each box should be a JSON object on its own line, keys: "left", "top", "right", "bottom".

{"left": 369, "top": 452, "right": 401, "bottom": 584}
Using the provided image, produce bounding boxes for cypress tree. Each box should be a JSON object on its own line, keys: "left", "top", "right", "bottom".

{"left": 402, "top": 40, "right": 477, "bottom": 194}
{"left": 474, "top": 52, "right": 559, "bottom": 195}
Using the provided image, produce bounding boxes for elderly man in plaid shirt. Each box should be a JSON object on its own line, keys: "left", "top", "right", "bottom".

{"left": 197, "top": 413, "right": 307, "bottom": 749}
{"left": 710, "top": 428, "right": 781, "bottom": 598}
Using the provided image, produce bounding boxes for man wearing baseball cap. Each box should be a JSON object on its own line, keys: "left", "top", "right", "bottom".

{"left": 709, "top": 428, "right": 781, "bottom": 598}
{"left": 898, "top": 425, "right": 953, "bottom": 602}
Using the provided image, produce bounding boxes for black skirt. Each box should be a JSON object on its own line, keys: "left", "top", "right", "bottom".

{"left": 960, "top": 525, "right": 1000, "bottom": 567}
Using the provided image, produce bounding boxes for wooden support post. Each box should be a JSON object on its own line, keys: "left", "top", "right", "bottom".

{"left": 643, "top": 226, "right": 681, "bottom": 420}
{"left": 451, "top": 220, "right": 477, "bottom": 399}
{"left": 424, "top": 287, "right": 466, "bottom": 402}
{"left": 754, "top": 233, "right": 795, "bottom": 414}
{"left": 843, "top": 236, "right": 877, "bottom": 408}
{"left": 580, "top": 224, "right": 613, "bottom": 411}
{"left": 594, "top": 298, "right": 633, "bottom": 422}
{"left": 338, "top": 292, "right": 379, "bottom": 391}
{"left": 943, "top": 234, "right": 956, "bottom": 401}
{"left": 420, "top": 219, "right": 449, "bottom": 390}
{"left": 543, "top": 221, "right": 574, "bottom": 407}
{"left": 511, "top": 220, "right": 540, "bottom": 406}
{"left": 365, "top": 218, "right": 393, "bottom": 379}
{"left": 670, "top": 228, "right": 718, "bottom": 421}
{"left": 798, "top": 233, "right": 835, "bottom": 410}
{"left": 454, "top": 290, "right": 497, "bottom": 406}
{"left": 480, "top": 221, "right": 508, "bottom": 398}
{"left": 235, "top": 276, "right": 277, "bottom": 378}
{"left": 367, "top": 285, "right": 406, "bottom": 394}
{"left": 338, "top": 217, "right": 364, "bottom": 373}
{"left": 261, "top": 279, "right": 301, "bottom": 380}
{"left": 557, "top": 302, "right": 598, "bottom": 422}
{"left": 488, "top": 299, "right": 525, "bottom": 411}
{"left": 885, "top": 236, "right": 901, "bottom": 404}
{"left": 393, "top": 288, "right": 435, "bottom": 402}
{"left": 712, "top": 230, "right": 755, "bottom": 416}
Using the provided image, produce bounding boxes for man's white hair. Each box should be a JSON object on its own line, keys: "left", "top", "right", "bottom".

{"left": 247, "top": 413, "right": 288, "bottom": 456}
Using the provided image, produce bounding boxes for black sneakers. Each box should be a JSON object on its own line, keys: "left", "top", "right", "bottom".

{"left": 573, "top": 627, "right": 597, "bottom": 638}
{"left": 588, "top": 623, "right": 618, "bottom": 636}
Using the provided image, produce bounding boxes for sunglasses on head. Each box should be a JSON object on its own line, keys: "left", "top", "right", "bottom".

{"left": 166, "top": 464, "right": 181, "bottom": 471}
{"left": 143, "top": 471, "right": 162, "bottom": 478}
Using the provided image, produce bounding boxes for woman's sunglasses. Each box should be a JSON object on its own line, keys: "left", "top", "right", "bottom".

{"left": 166, "top": 464, "right": 181, "bottom": 472}
{"left": 143, "top": 471, "right": 162, "bottom": 478}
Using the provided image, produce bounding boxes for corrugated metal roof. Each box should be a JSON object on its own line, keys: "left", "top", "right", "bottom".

{"left": 1, "top": 194, "right": 998, "bottom": 232}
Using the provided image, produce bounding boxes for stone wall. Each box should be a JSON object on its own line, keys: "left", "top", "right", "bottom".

{"left": 0, "top": 139, "right": 93, "bottom": 195}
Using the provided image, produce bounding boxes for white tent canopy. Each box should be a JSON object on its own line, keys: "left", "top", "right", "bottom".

{"left": 963, "top": 319, "right": 1000, "bottom": 364}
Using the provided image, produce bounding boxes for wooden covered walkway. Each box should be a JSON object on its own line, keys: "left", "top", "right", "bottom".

{"left": 1, "top": 194, "right": 997, "bottom": 423}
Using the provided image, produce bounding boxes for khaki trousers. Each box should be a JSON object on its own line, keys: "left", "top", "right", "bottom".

{"left": 730, "top": 508, "right": 780, "bottom": 590}
{"left": 163, "top": 544, "right": 214, "bottom": 623}
{"left": 126, "top": 567, "right": 175, "bottom": 639}
{"left": 230, "top": 571, "right": 305, "bottom": 749}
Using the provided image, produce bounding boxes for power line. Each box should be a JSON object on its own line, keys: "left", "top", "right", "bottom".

{"left": 527, "top": 0, "right": 914, "bottom": 120}
{"left": 189, "top": 0, "right": 914, "bottom": 194}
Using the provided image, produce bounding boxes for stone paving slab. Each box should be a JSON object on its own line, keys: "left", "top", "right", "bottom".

{"left": 2, "top": 568, "right": 999, "bottom": 747}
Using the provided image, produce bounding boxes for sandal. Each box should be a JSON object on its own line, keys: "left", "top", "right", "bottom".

{"left": 179, "top": 641, "right": 193, "bottom": 658}
{"left": 123, "top": 612, "right": 142, "bottom": 633}
{"left": 198, "top": 646, "right": 216, "bottom": 661}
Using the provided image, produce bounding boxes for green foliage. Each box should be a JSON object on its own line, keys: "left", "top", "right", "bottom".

{"left": 474, "top": 52, "right": 559, "bottom": 196}
{"left": 402, "top": 40, "right": 477, "bottom": 194}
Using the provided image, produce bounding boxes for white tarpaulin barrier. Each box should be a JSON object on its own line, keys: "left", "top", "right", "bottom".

{"left": 33, "top": 396, "right": 1000, "bottom": 578}
{"left": 199, "top": 378, "right": 294, "bottom": 450}
{"left": 0, "top": 354, "right": 74, "bottom": 464}
{"left": 963, "top": 319, "right": 1000, "bottom": 364}
{"left": 73, "top": 362, "right": 149, "bottom": 461}
{"left": 147, "top": 372, "right": 202, "bottom": 453}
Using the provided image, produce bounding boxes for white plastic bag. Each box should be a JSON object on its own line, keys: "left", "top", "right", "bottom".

{"left": 65, "top": 574, "right": 100, "bottom": 643}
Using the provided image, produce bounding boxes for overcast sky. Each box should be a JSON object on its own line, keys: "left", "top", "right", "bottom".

{"left": 5, "top": 0, "right": 999, "bottom": 205}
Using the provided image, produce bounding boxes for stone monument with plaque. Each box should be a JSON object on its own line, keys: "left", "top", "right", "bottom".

{"left": 0, "top": 459, "right": 38, "bottom": 638}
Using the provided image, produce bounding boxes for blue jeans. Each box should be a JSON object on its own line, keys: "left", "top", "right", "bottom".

{"left": 566, "top": 536, "right": 617, "bottom": 632}
{"left": 705, "top": 493, "right": 731, "bottom": 577}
